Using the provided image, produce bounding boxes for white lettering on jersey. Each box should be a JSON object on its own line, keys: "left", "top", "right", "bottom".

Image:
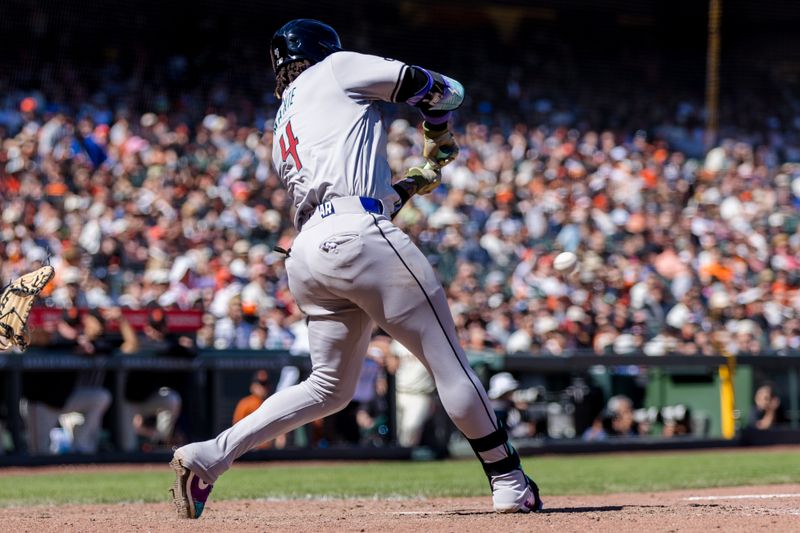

{"left": 319, "top": 201, "right": 335, "bottom": 218}
{"left": 274, "top": 87, "right": 296, "bottom": 133}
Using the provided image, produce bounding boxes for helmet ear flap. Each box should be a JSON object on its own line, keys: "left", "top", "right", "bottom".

{"left": 270, "top": 34, "right": 290, "bottom": 73}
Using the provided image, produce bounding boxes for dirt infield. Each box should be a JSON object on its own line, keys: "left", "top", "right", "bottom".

{"left": 1, "top": 484, "right": 798, "bottom": 532}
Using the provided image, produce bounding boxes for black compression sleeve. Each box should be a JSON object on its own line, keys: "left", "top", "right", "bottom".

{"left": 391, "top": 178, "right": 417, "bottom": 219}
{"left": 393, "top": 181, "right": 412, "bottom": 204}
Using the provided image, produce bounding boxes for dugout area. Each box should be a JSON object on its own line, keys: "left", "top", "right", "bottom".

{"left": 2, "top": 350, "right": 799, "bottom": 465}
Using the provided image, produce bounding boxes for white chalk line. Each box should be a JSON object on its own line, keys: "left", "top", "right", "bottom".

{"left": 684, "top": 493, "right": 800, "bottom": 501}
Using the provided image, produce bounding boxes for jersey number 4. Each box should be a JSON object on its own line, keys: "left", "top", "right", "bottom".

{"left": 279, "top": 121, "right": 303, "bottom": 170}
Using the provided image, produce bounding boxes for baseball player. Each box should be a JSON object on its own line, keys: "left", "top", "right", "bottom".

{"left": 170, "top": 19, "right": 542, "bottom": 518}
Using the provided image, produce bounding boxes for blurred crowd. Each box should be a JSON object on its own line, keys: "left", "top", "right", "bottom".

{"left": 3, "top": 6, "right": 800, "bottom": 456}
{"left": 403, "top": 124, "right": 800, "bottom": 358}
{"left": 2, "top": 77, "right": 800, "bottom": 359}
{"left": 4, "top": 0, "right": 800, "bottom": 361}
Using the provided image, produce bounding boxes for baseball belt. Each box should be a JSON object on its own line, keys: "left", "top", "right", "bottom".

{"left": 300, "top": 196, "right": 386, "bottom": 230}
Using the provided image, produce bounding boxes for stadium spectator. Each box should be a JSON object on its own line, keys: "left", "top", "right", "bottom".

{"left": 660, "top": 405, "right": 693, "bottom": 437}
{"left": 232, "top": 369, "right": 285, "bottom": 449}
{"left": 214, "top": 297, "right": 256, "bottom": 350}
{"left": 583, "top": 395, "right": 638, "bottom": 441}
{"left": 607, "top": 395, "right": 637, "bottom": 437}
{"left": 232, "top": 370, "right": 271, "bottom": 425}
{"left": 582, "top": 415, "right": 609, "bottom": 442}
{"left": 748, "top": 384, "right": 787, "bottom": 430}
{"left": 488, "top": 372, "right": 536, "bottom": 438}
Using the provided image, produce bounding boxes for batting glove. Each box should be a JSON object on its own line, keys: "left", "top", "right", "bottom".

{"left": 406, "top": 164, "right": 441, "bottom": 195}
{"left": 423, "top": 122, "right": 459, "bottom": 169}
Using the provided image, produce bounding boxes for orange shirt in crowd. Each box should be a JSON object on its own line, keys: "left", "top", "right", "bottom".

{"left": 233, "top": 394, "right": 264, "bottom": 425}
{"left": 700, "top": 262, "right": 733, "bottom": 283}
{"left": 233, "top": 394, "right": 273, "bottom": 449}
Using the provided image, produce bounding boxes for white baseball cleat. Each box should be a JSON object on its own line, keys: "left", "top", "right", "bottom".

{"left": 491, "top": 469, "right": 544, "bottom": 513}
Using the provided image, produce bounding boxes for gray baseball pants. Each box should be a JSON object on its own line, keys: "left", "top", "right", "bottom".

{"left": 177, "top": 197, "right": 500, "bottom": 483}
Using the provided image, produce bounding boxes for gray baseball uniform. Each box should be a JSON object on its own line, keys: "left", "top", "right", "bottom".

{"left": 176, "top": 51, "right": 508, "bottom": 485}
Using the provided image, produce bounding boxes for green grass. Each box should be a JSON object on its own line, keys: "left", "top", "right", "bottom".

{"left": 1, "top": 448, "right": 798, "bottom": 506}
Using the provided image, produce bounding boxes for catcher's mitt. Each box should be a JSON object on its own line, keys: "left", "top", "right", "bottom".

{"left": 0, "top": 266, "right": 55, "bottom": 351}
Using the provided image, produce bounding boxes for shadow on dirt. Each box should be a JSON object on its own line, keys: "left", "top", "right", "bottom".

{"left": 543, "top": 504, "right": 674, "bottom": 514}
{"left": 446, "top": 505, "right": 638, "bottom": 516}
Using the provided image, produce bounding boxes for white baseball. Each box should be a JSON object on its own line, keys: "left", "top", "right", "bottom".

{"left": 553, "top": 251, "right": 578, "bottom": 273}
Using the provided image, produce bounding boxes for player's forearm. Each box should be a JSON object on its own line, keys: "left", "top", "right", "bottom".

{"left": 389, "top": 65, "right": 463, "bottom": 216}
{"left": 395, "top": 66, "right": 463, "bottom": 170}
{"left": 390, "top": 164, "right": 442, "bottom": 218}
{"left": 391, "top": 178, "right": 419, "bottom": 218}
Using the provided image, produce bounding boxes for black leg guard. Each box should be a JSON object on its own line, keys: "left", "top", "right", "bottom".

{"left": 467, "top": 426, "right": 520, "bottom": 480}
{"left": 468, "top": 426, "right": 544, "bottom": 512}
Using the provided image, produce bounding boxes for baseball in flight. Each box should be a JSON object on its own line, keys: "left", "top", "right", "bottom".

{"left": 553, "top": 252, "right": 578, "bottom": 273}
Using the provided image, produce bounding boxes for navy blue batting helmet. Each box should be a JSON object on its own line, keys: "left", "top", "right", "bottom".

{"left": 270, "top": 19, "right": 342, "bottom": 73}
